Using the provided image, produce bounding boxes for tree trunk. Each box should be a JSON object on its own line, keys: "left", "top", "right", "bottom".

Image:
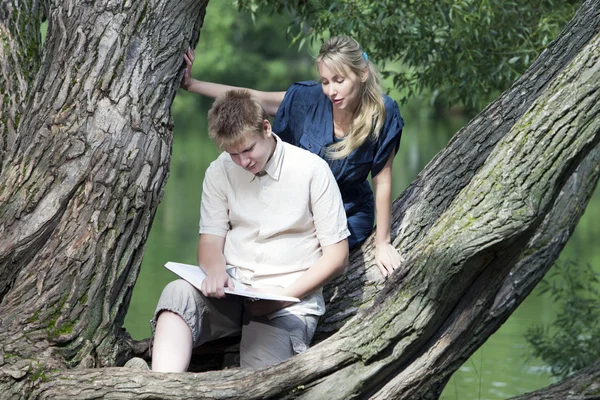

{"left": 0, "top": 0, "right": 598, "bottom": 399}
{"left": 0, "top": 0, "right": 208, "bottom": 391}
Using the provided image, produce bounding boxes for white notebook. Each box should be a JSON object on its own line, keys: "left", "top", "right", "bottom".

{"left": 164, "top": 262, "right": 300, "bottom": 303}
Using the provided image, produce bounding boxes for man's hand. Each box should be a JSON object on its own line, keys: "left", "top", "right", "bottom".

{"left": 200, "top": 269, "right": 234, "bottom": 298}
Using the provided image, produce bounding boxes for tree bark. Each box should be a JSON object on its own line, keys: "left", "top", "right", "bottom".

{"left": 0, "top": 0, "right": 598, "bottom": 399}
{"left": 0, "top": 0, "right": 208, "bottom": 393}
{"left": 509, "top": 358, "right": 600, "bottom": 400}
{"left": 0, "top": 0, "right": 43, "bottom": 176}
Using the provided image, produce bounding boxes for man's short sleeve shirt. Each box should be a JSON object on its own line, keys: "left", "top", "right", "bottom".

{"left": 199, "top": 135, "right": 350, "bottom": 316}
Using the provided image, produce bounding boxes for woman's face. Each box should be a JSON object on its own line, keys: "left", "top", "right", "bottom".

{"left": 318, "top": 62, "right": 365, "bottom": 115}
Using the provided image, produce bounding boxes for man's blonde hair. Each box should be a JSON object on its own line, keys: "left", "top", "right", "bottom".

{"left": 208, "top": 89, "right": 269, "bottom": 150}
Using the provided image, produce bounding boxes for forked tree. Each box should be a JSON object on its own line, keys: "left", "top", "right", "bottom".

{"left": 0, "top": 0, "right": 599, "bottom": 399}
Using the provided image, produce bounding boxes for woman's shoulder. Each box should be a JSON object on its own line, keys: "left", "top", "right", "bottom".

{"left": 291, "top": 80, "right": 321, "bottom": 90}
{"left": 381, "top": 94, "right": 401, "bottom": 117}
{"left": 378, "top": 94, "right": 404, "bottom": 136}
{"left": 286, "top": 81, "right": 323, "bottom": 102}
{"left": 273, "top": 81, "right": 324, "bottom": 136}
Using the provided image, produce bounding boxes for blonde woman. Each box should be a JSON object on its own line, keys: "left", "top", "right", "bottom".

{"left": 182, "top": 36, "right": 404, "bottom": 277}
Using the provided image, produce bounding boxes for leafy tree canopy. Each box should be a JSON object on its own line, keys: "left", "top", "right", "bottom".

{"left": 237, "top": 0, "right": 580, "bottom": 110}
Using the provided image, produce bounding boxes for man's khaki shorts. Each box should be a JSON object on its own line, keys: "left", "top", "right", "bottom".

{"left": 151, "top": 279, "right": 318, "bottom": 369}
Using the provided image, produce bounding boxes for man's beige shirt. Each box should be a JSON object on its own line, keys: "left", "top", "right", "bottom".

{"left": 200, "top": 135, "right": 350, "bottom": 316}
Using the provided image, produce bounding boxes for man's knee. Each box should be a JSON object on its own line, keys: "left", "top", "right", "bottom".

{"left": 153, "top": 279, "right": 206, "bottom": 342}
{"left": 161, "top": 279, "right": 198, "bottom": 300}
{"left": 157, "top": 279, "right": 208, "bottom": 316}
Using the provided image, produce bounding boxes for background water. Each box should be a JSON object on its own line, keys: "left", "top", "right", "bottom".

{"left": 123, "top": 3, "right": 600, "bottom": 398}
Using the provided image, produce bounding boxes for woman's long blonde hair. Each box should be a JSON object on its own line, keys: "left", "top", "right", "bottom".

{"left": 316, "top": 36, "right": 386, "bottom": 159}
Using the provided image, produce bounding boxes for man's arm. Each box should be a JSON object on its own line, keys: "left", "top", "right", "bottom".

{"left": 247, "top": 157, "right": 350, "bottom": 316}
{"left": 246, "top": 239, "right": 348, "bottom": 316}
{"left": 280, "top": 239, "right": 348, "bottom": 300}
{"left": 277, "top": 157, "right": 350, "bottom": 298}
{"left": 197, "top": 233, "right": 233, "bottom": 298}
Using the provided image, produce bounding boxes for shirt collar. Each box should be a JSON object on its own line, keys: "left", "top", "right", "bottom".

{"left": 249, "top": 134, "right": 284, "bottom": 182}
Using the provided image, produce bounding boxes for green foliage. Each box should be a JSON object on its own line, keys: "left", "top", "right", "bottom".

{"left": 525, "top": 259, "right": 600, "bottom": 378}
{"left": 237, "top": 0, "right": 580, "bottom": 110}
{"left": 173, "top": 1, "right": 315, "bottom": 132}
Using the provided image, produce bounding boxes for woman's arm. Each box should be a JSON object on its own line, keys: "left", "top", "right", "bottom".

{"left": 181, "top": 48, "right": 286, "bottom": 117}
{"left": 372, "top": 149, "right": 404, "bottom": 277}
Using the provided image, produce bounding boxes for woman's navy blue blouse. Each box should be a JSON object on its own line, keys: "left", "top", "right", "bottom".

{"left": 273, "top": 81, "right": 404, "bottom": 249}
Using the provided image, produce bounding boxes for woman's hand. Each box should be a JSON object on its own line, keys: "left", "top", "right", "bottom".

{"left": 375, "top": 242, "right": 404, "bottom": 278}
{"left": 181, "top": 47, "right": 195, "bottom": 90}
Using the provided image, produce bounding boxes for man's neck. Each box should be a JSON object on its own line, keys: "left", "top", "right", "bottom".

{"left": 258, "top": 136, "right": 278, "bottom": 176}
{"left": 265, "top": 135, "right": 277, "bottom": 163}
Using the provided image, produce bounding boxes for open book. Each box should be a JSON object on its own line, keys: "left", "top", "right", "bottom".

{"left": 164, "top": 262, "right": 300, "bottom": 303}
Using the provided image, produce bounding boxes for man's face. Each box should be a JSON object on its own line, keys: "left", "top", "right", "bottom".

{"left": 224, "top": 120, "right": 276, "bottom": 175}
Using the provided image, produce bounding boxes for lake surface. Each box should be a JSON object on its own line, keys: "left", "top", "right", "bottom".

{"left": 124, "top": 96, "right": 599, "bottom": 399}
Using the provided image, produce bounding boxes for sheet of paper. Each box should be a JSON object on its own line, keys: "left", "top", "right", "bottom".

{"left": 164, "top": 262, "right": 300, "bottom": 303}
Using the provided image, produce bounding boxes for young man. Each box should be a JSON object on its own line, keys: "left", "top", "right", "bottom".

{"left": 150, "top": 89, "right": 350, "bottom": 371}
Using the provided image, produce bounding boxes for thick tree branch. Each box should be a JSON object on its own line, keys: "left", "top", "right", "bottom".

{"left": 0, "top": 0, "right": 43, "bottom": 175}
{"left": 371, "top": 144, "right": 600, "bottom": 399}
{"left": 318, "top": 0, "right": 600, "bottom": 339}
{"left": 509, "top": 357, "right": 600, "bottom": 399}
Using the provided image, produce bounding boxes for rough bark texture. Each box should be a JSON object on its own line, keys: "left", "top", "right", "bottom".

{"left": 0, "top": 0, "right": 43, "bottom": 175}
{"left": 0, "top": 0, "right": 208, "bottom": 395}
{"left": 0, "top": 0, "right": 598, "bottom": 399}
{"left": 509, "top": 358, "right": 600, "bottom": 400}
